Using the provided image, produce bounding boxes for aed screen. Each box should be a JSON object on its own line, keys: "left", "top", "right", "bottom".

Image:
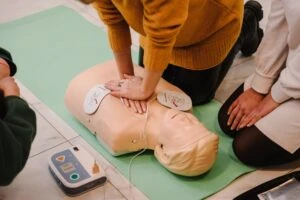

{"left": 60, "top": 162, "right": 76, "bottom": 173}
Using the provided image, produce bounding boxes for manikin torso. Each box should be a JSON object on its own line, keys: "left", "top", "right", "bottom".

{"left": 65, "top": 60, "right": 218, "bottom": 176}
{"left": 65, "top": 60, "right": 199, "bottom": 154}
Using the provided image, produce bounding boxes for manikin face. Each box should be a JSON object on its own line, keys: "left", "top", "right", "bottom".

{"left": 158, "top": 109, "right": 211, "bottom": 151}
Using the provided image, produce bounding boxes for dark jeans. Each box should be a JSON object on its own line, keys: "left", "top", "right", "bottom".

{"left": 218, "top": 84, "right": 300, "bottom": 167}
{"left": 138, "top": 37, "right": 242, "bottom": 105}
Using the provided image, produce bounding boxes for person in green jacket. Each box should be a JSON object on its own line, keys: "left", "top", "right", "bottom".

{"left": 0, "top": 47, "right": 36, "bottom": 186}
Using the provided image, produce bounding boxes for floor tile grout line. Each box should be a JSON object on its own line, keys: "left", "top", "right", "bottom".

{"left": 29, "top": 140, "right": 71, "bottom": 158}
{"left": 29, "top": 134, "right": 81, "bottom": 158}
{"left": 31, "top": 105, "right": 76, "bottom": 145}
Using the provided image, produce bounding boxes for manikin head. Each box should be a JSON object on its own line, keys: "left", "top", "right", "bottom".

{"left": 64, "top": 60, "right": 219, "bottom": 177}
{"left": 154, "top": 109, "right": 218, "bottom": 176}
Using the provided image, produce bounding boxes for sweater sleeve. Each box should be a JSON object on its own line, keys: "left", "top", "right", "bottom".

{"left": 250, "top": 0, "right": 288, "bottom": 94}
{"left": 141, "top": 0, "right": 188, "bottom": 72}
{"left": 0, "top": 96, "right": 36, "bottom": 186}
{"left": 271, "top": 0, "right": 300, "bottom": 103}
{"left": 93, "top": 0, "right": 131, "bottom": 51}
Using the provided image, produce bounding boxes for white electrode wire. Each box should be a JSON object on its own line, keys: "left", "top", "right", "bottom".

{"left": 127, "top": 97, "right": 156, "bottom": 199}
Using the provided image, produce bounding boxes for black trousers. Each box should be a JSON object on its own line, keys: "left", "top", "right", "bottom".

{"left": 138, "top": 38, "right": 242, "bottom": 105}
{"left": 218, "top": 84, "right": 300, "bottom": 167}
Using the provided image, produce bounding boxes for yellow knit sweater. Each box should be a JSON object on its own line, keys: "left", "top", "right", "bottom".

{"left": 94, "top": 0, "right": 243, "bottom": 72}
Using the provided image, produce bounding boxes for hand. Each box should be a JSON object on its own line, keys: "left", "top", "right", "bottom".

{"left": 241, "top": 93, "right": 280, "bottom": 127}
{"left": 227, "top": 88, "right": 264, "bottom": 131}
{"left": 119, "top": 97, "right": 147, "bottom": 114}
{"left": 0, "top": 58, "right": 10, "bottom": 80}
{"left": 105, "top": 75, "right": 151, "bottom": 113}
{"left": 0, "top": 77, "right": 20, "bottom": 97}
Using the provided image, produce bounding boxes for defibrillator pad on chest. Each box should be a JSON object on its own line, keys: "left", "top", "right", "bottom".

{"left": 157, "top": 90, "right": 192, "bottom": 111}
{"left": 83, "top": 84, "right": 110, "bottom": 114}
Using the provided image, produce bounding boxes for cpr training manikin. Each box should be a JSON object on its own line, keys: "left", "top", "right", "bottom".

{"left": 64, "top": 60, "right": 219, "bottom": 176}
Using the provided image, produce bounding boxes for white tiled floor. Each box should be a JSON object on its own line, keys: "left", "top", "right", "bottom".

{"left": 0, "top": 0, "right": 299, "bottom": 200}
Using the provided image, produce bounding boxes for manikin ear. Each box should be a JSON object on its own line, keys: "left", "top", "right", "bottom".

{"left": 154, "top": 143, "right": 198, "bottom": 176}
{"left": 154, "top": 144, "right": 170, "bottom": 164}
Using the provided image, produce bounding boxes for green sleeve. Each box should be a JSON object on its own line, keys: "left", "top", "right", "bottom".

{"left": 0, "top": 96, "right": 36, "bottom": 186}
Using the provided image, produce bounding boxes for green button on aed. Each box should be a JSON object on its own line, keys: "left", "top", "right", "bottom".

{"left": 70, "top": 173, "right": 80, "bottom": 181}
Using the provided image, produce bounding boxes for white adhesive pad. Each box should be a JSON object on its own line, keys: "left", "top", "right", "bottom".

{"left": 157, "top": 90, "right": 192, "bottom": 111}
{"left": 83, "top": 84, "right": 110, "bottom": 114}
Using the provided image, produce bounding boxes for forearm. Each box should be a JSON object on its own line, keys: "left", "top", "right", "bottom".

{"left": 0, "top": 58, "right": 10, "bottom": 80}
{"left": 142, "top": 0, "right": 187, "bottom": 72}
{"left": 142, "top": 68, "right": 163, "bottom": 98}
{"left": 113, "top": 47, "right": 134, "bottom": 79}
{"left": 251, "top": 0, "right": 288, "bottom": 94}
{"left": 269, "top": 0, "right": 300, "bottom": 103}
{"left": 93, "top": 0, "right": 132, "bottom": 55}
{"left": 270, "top": 48, "right": 300, "bottom": 103}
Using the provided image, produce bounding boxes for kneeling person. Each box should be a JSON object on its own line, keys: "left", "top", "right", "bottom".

{"left": 0, "top": 47, "right": 36, "bottom": 186}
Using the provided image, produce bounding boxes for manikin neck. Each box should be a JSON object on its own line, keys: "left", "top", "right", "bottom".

{"left": 143, "top": 101, "right": 169, "bottom": 150}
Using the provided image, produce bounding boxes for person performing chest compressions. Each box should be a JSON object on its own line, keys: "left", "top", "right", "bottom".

{"left": 64, "top": 60, "right": 219, "bottom": 176}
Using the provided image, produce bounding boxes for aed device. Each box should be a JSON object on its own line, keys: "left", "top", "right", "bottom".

{"left": 48, "top": 145, "right": 107, "bottom": 196}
